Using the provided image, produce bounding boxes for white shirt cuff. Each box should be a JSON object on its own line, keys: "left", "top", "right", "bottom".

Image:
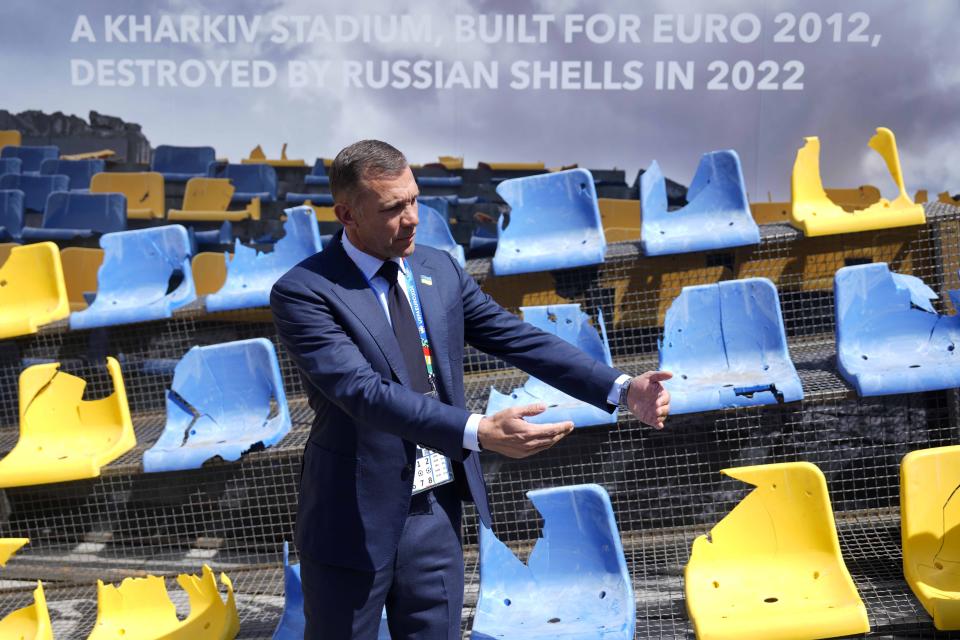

{"left": 607, "top": 374, "right": 632, "bottom": 405}
{"left": 463, "top": 413, "right": 484, "bottom": 451}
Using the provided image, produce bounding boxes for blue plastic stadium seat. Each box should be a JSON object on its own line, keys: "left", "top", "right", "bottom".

{"left": 39, "top": 158, "right": 105, "bottom": 191}
{"left": 486, "top": 304, "right": 616, "bottom": 428}
{"left": 69, "top": 225, "right": 196, "bottom": 330}
{"left": 469, "top": 225, "right": 498, "bottom": 257}
{"left": 0, "top": 145, "right": 58, "bottom": 174}
{"left": 303, "top": 159, "right": 330, "bottom": 186}
{"left": 0, "top": 189, "right": 24, "bottom": 241}
{"left": 835, "top": 263, "right": 960, "bottom": 396}
{"left": 0, "top": 158, "right": 21, "bottom": 176}
{"left": 492, "top": 168, "right": 606, "bottom": 275}
{"left": 472, "top": 484, "right": 634, "bottom": 640}
{"left": 0, "top": 173, "right": 69, "bottom": 212}
{"left": 417, "top": 196, "right": 450, "bottom": 217}
{"left": 641, "top": 150, "right": 760, "bottom": 256}
{"left": 416, "top": 202, "right": 465, "bottom": 267}
{"left": 142, "top": 338, "right": 291, "bottom": 472}
{"left": 659, "top": 278, "right": 803, "bottom": 414}
{"left": 151, "top": 145, "right": 216, "bottom": 182}
{"left": 285, "top": 192, "right": 333, "bottom": 206}
{"left": 209, "top": 163, "right": 277, "bottom": 203}
{"left": 417, "top": 175, "right": 463, "bottom": 187}
{"left": 188, "top": 221, "right": 233, "bottom": 253}
{"left": 206, "top": 207, "right": 321, "bottom": 312}
{"left": 21, "top": 192, "right": 126, "bottom": 241}
{"left": 273, "top": 541, "right": 390, "bottom": 640}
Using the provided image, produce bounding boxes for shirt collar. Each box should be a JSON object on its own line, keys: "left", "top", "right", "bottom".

{"left": 341, "top": 231, "right": 406, "bottom": 282}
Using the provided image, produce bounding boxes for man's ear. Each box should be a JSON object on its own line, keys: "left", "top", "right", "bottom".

{"left": 334, "top": 201, "right": 354, "bottom": 227}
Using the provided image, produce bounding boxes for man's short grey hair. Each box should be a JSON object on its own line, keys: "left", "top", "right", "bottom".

{"left": 329, "top": 140, "right": 408, "bottom": 203}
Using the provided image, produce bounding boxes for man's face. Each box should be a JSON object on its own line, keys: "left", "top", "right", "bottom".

{"left": 336, "top": 166, "right": 420, "bottom": 260}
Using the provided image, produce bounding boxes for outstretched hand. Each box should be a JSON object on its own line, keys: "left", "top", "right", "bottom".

{"left": 477, "top": 403, "right": 574, "bottom": 458}
{"left": 627, "top": 371, "right": 672, "bottom": 429}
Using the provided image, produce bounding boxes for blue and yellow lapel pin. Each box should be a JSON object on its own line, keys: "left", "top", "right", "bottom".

{"left": 420, "top": 275, "right": 433, "bottom": 286}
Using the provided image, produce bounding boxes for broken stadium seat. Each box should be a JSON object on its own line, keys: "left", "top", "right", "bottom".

{"left": 0, "top": 145, "right": 58, "bottom": 174}
{"left": 204, "top": 207, "right": 321, "bottom": 312}
{"left": 60, "top": 246, "right": 104, "bottom": 311}
{"left": 486, "top": 304, "right": 616, "bottom": 428}
{"left": 835, "top": 262, "right": 960, "bottom": 396}
{"left": 0, "top": 357, "right": 134, "bottom": 488}
{"left": 304, "top": 158, "right": 330, "bottom": 186}
{"left": 0, "top": 242, "right": 70, "bottom": 340}
{"left": 0, "top": 582, "right": 52, "bottom": 640}
{"left": 685, "top": 462, "right": 870, "bottom": 640}
{"left": 209, "top": 162, "right": 277, "bottom": 203}
{"left": 492, "top": 168, "right": 606, "bottom": 276}
{"left": 791, "top": 127, "right": 925, "bottom": 236}
{"left": 90, "top": 171, "right": 165, "bottom": 219}
{"left": 416, "top": 202, "right": 465, "bottom": 267}
{"left": 21, "top": 191, "right": 126, "bottom": 241}
{"left": 142, "top": 338, "right": 292, "bottom": 472}
{"left": 0, "top": 188, "right": 24, "bottom": 241}
{"left": 641, "top": 150, "right": 760, "bottom": 256}
{"left": 69, "top": 225, "right": 197, "bottom": 330}
{"left": 242, "top": 142, "right": 306, "bottom": 167}
{"left": 39, "top": 158, "right": 105, "bottom": 191}
{"left": 88, "top": 565, "right": 238, "bottom": 640}
{"left": 0, "top": 157, "right": 22, "bottom": 176}
{"left": 901, "top": 445, "right": 960, "bottom": 630}
{"left": 659, "top": 278, "right": 803, "bottom": 414}
{"left": 151, "top": 145, "right": 216, "bottom": 183}
{"left": 472, "top": 484, "right": 634, "bottom": 640}
{"left": 0, "top": 538, "right": 28, "bottom": 567}
{"left": 168, "top": 177, "right": 260, "bottom": 221}
{"left": 0, "top": 173, "right": 68, "bottom": 213}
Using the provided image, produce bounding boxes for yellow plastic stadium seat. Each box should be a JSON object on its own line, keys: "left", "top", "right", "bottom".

{"left": 0, "top": 582, "right": 52, "bottom": 640}
{"left": 168, "top": 177, "right": 260, "bottom": 221}
{"left": 90, "top": 172, "right": 165, "bottom": 220}
{"left": 192, "top": 252, "right": 228, "bottom": 296}
{"left": 437, "top": 156, "right": 464, "bottom": 170}
{"left": 752, "top": 186, "right": 882, "bottom": 225}
{"left": 61, "top": 149, "right": 116, "bottom": 160}
{"left": 0, "top": 357, "right": 134, "bottom": 488}
{"left": 0, "top": 242, "right": 70, "bottom": 340}
{"left": 242, "top": 142, "right": 306, "bottom": 167}
{"left": 0, "top": 538, "right": 28, "bottom": 566}
{"left": 60, "top": 247, "right": 105, "bottom": 311}
{"left": 481, "top": 161, "right": 545, "bottom": 170}
{"left": 685, "top": 462, "right": 869, "bottom": 640}
{"left": 598, "top": 198, "right": 640, "bottom": 242}
{"left": 790, "top": 127, "right": 925, "bottom": 236}
{"left": 88, "top": 565, "right": 238, "bottom": 640}
{"left": 0, "top": 130, "right": 21, "bottom": 152}
{"left": 900, "top": 445, "right": 960, "bottom": 629}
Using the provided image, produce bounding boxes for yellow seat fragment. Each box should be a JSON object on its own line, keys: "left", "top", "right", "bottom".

{"left": 598, "top": 198, "right": 640, "bottom": 243}
{"left": 685, "top": 461, "right": 869, "bottom": 640}
{"left": 0, "top": 242, "right": 70, "bottom": 340}
{"left": 168, "top": 178, "right": 260, "bottom": 221}
{"left": 0, "top": 538, "right": 28, "bottom": 566}
{"left": 0, "top": 357, "right": 134, "bottom": 488}
{"left": 241, "top": 142, "right": 306, "bottom": 167}
{"left": 790, "top": 127, "right": 925, "bottom": 236}
{"left": 0, "top": 581, "right": 52, "bottom": 640}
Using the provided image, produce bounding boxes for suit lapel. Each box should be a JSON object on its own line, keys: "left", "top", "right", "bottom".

{"left": 409, "top": 252, "right": 454, "bottom": 403}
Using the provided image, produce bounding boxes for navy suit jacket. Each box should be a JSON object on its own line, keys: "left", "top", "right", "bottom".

{"left": 270, "top": 230, "right": 622, "bottom": 571}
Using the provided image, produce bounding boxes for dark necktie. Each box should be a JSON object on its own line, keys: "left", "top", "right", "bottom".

{"left": 377, "top": 260, "right": 432, "bottom": 394}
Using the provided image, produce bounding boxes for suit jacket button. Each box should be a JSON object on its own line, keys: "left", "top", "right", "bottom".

{"left": 401, "top": 464, "right": 413, "bottom": 481}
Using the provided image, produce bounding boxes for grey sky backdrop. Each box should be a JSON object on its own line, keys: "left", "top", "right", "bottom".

{"left": 1, "top": 0, "right": 958, "bottom": 199}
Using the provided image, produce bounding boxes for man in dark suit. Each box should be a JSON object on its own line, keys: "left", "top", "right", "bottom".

{"left": 270, "top": 140, "right": 671, "bottom": 639}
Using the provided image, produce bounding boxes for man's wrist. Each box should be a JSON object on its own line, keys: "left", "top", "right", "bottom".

{"left": 618, "top": 376, "right": 635, "bottom": 408}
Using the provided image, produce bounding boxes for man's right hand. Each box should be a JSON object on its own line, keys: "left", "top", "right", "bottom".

{"left": 477, "top": 404, "right": 574, "bottom": 458}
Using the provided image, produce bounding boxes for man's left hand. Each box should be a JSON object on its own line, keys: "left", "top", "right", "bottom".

{"left": 626, "top": 371, "right": 672, "bottom": 429}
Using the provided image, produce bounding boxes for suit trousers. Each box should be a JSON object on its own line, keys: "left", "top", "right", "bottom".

{"left": 300, "top": 482, "right": 464, "bottom": 639}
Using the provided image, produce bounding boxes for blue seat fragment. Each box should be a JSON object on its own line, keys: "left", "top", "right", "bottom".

{"left": 641, "top": 150, "right": 760, "bottom": 256}
{"left": 472, "top": 484, "right": 634, "bottom": 640}
{"left": 0, "top": 189, "right": 24, "bottom": 241}
{"left": 21, "top": 191, "right": 126, "bottom": 241}
{"left": 151, "top": 145, "right": 216, "bottom": 182}
{"left": 416, "top": 202, "right": 465, "bottom": 267}
{"left": 40, "top": 158, "right": 105, "bottom": 190}
{"left": 209, "top": 163, "right": 277, "bottom": 203}
{"left": 0, "top": 158, "right": 21, "bottom": 176}
{"left": 493, "top": 168, "right": 606, "bottom": 275}
{"left": 0, "top": 145, "right": 58, "bottom": 174}
{"left": 69, "top": 225, "right": 197, "bottom": 330}
{"left": 835, "top": 263, "right": 960, "bottom": 396}
{"left": 486, "top": 304, "right": 616, "bottom": 428}
{"left": 304, "top": 158, "right": 330, "bottom": 186}
{"left": 142, "top": 338, "right": 291, "bottom": 472}
{"left": 273, "top": 542, "right": 390, "bottom": 640}
{"left": 206, "top": 207, "right": 322, "bottom": 312}
{"left": 0, "top": 173, "right": 68, "bottom": 213}
{"left": 659, "top": 278, "right": 803, "bottom": 414}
